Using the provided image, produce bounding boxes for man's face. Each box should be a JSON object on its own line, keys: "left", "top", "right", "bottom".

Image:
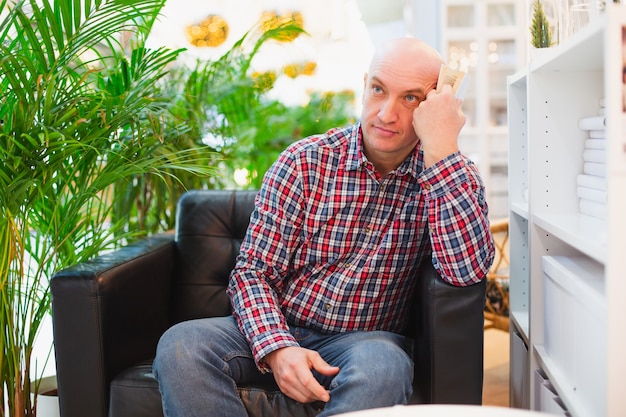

{"left": 360, "top": 50, "right": 440, "bottom": 168}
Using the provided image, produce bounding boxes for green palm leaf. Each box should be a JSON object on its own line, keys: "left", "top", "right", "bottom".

{"left": 0, "top": 1, "right": 217, "bottom": 415}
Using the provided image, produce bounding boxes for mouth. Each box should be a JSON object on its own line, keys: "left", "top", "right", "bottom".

{"left": 373, "top": 125, "right": 397, "bottom": 137}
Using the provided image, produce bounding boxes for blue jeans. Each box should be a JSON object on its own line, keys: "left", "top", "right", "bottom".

{"left": 153, "top": 316, "right": 414, "bottom": 417}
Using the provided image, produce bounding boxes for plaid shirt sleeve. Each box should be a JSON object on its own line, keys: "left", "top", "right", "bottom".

{"left": 418, "top": 151, "right": 495, "bottom": 286}
{"left": 227, "top": 147, "right": 305, "bottom": 371}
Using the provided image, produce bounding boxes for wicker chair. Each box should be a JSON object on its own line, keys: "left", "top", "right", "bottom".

{"left": 484, "top": 218, "right": 510, "bottom": 332}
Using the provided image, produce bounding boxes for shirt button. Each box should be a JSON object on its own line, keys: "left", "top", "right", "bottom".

{"left": 325, "top": 303, "right": 331, "bottom": 310}
{"left": 424, "top": 183, "right": 432, "bottom": 190}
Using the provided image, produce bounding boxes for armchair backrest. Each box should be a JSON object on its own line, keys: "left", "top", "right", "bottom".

{"left": 170, "top": 189, "right": 258, "bottom": 324}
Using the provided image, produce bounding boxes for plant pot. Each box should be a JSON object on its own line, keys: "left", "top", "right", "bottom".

{"left": 529, "top": 46, "right": 553, "bottom": 64}
{"left": 32, "top": 376, "right": 60, "bottom": 417}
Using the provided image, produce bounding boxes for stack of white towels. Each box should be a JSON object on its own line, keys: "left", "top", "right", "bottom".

{"left": 577, "top": 100, "right": 607, "bottom": 220}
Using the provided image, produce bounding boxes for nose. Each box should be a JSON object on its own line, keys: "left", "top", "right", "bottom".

{"left": 377, "top": 99, "right": 398, "bottom": 123}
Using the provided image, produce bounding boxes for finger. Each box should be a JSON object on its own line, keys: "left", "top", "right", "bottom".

{"left": 278, "top": 367, "right": 327, "bottom": 403}
{"left": 440, "top": 83, "right": 454, "bottom": 95}
{"left": 310, "top": 354, "right": 340, "bottom": 377}
{"left": 296, "top": 367, "right": 331, "bottom": 402}
{"left": 281, "top": 381, "right": 317, "bottom": 404}
{"left": 426, "top": 88, "right": 438, "bottom": 100}
{"left": 274, "top": 368, "right": 322, "bottom": 404}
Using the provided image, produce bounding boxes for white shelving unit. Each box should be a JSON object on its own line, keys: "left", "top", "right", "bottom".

{"left": 441, "top": 0, "right": 527, "bottom": 219}
{"left": 507, "top": 4, "right": 626, "bottom": 416}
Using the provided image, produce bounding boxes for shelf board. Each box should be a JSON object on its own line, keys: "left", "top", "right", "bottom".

{"left": 535, "top": 345, "right": 597, "bottom": 417}
{"left": 510, "top": 310, "right": 529, "bottom": 345}
{"left": 508, "top": 69, "right": 527, "bottom": 87}
{"left": 510, "top": 201, "right": 529, "bottom": 219}
{"left": 532, "top": 212, "right": 607, "bottom": 264}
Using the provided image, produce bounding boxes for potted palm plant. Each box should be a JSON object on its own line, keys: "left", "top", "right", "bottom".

{"left": 0, "top": 0, "right": 218, "bottom": 415}
{"left": 1, "top": 2, "right": 355, "bottom": 414}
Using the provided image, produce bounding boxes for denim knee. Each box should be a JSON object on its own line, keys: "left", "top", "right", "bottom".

{"left": 316, "top": 334, "right": 413, "bottom": 417}
{"left": 339, "top": 338, "right": 413, "bottom": 390}
{"left": 153, "top": 321, "right": 198, "bottom": 377}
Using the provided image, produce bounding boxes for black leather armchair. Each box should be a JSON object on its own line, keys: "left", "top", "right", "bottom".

{"left": 51, "top": 189, "right": 487, "bottom": 417}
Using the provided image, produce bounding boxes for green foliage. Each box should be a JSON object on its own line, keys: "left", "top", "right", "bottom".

{"left": 114, "top": 19, "right": 356, "bottom": 221}
{"left": 0, "top": 0, "right": 217, "bottom": 415}
{"left": 530, "top": 0, "right": 553, "bottom": 48}
{"left": 224, "top": 90, "right": 356, "bottom": 189}
{"left": 0, "top": 0, "right": 357, "bottom": 413}
{"left": 154, "top": 23, "right": 356, "bottom": 192}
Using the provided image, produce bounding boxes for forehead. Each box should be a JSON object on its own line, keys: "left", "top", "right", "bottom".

{"left": 367, "top": 60, "right": 438, "bottom": 93}
{"left": 366, "top": 42, "right": 442, "bottom": 91}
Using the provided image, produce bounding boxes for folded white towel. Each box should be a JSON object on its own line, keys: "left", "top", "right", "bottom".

{"left": 583, "top": 162, "right": 606, "bottom": 177}
{"left": 588, "top": 130, "right": 605, "bottom": 139}
{"left": 579, "top": 116, "right": 606, "bottom": 131}
{"left": 579, "top": 198, "right": 607, "bottom": 220}
{"left": 577, "top": 186, "right": 607, "bottom": 203}
{"left": 577, "top": 174, "right": 607, "bottom": 191}
{"left": 582, "top": 149, "right": 606, "bottom": 163}
{"left": 585, "top": 138, "right": 605, "bottom": 149}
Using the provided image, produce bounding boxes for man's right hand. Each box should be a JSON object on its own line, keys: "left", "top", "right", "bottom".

{"left": 263, "top": 346, "right": 340, "bottom": 404}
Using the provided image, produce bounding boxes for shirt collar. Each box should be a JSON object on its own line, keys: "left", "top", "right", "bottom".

{"left": 346, "top": 122, "right": 423, "bottom": 179}
{"left": 345, "top": 123, "right": 364, "bottom": 171}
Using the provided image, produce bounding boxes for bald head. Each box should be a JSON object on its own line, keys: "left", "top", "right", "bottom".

{"left": 367, "top": 37, "right": 444, "bottom": 88}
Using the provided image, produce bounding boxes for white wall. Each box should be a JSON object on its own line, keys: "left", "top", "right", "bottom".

{"left": 407, "top": 0, "right": 442, "bottom": 52}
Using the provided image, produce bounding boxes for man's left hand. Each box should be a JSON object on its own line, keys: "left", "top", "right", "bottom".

{"left": 412, "top": 84, "right": 466, "bottom": 168}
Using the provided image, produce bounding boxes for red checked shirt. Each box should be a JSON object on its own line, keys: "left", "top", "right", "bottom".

{"left": 227, "top": 123, "right": 494, "bottom": 371}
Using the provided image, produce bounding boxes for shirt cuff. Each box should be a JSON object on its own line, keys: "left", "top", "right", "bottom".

{"left": 251, "top": 329, "right": 300, "bottom": 373}
{"left": 418, "top": 151, "right": 470, "bottom": 199}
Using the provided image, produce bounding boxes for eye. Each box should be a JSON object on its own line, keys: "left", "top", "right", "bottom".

{"left": 406, "top": 94, "right": 421, "bottom": 104}
{"left": 372, "top": 85, "right": 383, "bottom": 95}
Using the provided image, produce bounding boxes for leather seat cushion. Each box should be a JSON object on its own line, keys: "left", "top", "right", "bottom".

{"left": 108, "top": 361, "right": 164, "bottom": 417}
{"left": 109, "top": 360, "right": 323, "bottom": 417}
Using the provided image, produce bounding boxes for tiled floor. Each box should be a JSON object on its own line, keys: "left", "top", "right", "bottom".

{"left": 483, "top": 328, "right": 510, "bottom": 407}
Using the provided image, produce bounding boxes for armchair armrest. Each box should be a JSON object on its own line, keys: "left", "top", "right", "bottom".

{"left": 51, "top": 233, "right": 176, "bottom": 417}
{"left": 410, "top": 260, "right": 487, "bottom": 405}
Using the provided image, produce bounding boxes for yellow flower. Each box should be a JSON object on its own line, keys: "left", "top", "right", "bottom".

{"left": 260, "top": 11, "right": 304, "bottom": 42}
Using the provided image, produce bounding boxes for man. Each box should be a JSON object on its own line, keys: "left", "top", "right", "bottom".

{"left": 154, "top": 37, "right": 494, "bottom": 416}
